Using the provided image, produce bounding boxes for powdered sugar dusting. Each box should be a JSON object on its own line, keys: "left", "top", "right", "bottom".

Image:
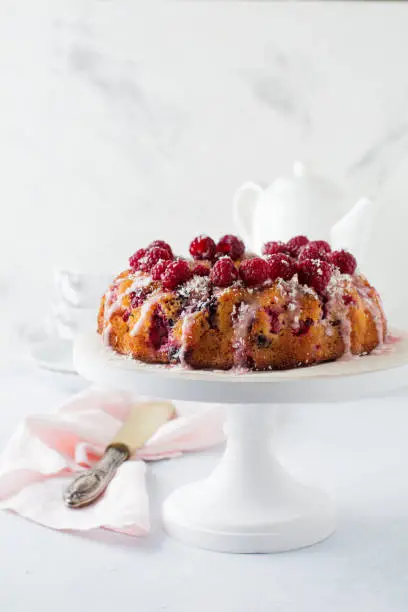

{"left": 128, "top": 273, "right": 153, "bottom": 290}
{"left": 178, "top": 275, "right": 210, "bottom": 302}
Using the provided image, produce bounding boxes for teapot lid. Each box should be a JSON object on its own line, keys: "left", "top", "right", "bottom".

{"left": 270, "top": 161, "right": 345, "bottom": 211}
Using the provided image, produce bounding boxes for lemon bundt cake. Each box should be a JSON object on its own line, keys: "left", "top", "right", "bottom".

{"left": 97, "top": 234, "right": 386, "bottom": 370}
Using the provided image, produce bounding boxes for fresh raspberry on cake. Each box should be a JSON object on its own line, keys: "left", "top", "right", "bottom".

{"left": 239, "top": 257, "right": 269, "bottom": 287}
{"left": 151, "top": 259, "right": 171, "bottom": 280}
{"left": 312, "top": 240, "right": 331, "bottom": 253}
{"left": 129, "top": 248, "right": 147, "bottom": 270}
{"left": 148, "top": 240, "right": 173, "bottom": 258}
{"left": 297, "top": 258, "right": 332, "bottom": 294}
{"left": 189, "top": 235, "right": 216, "bottom": 260}
{"left": 267, "top": 253, "right": 296, "bottom": 281}
{"left": 262, "top": 241, "right": 287, "bottom": 256}
{"left": 330, "top": 249, "right": 357, "bottom": 275}
{"left": 140, "top": 246, "right": 172, "bottom": 272}
{"left": 299, "top": 241, "right": 330, "bottom": 262}
{"left": 162, "top": 259, "right": 192, "bottom": 290}
{"left": 210, "top": 256, "right": 238, "bottom": 287}
{"left": 216, "top": 235, "right": 245, "bottom": 260}
{"left": 285, "top": 235, "right": 309, "bottom": 257}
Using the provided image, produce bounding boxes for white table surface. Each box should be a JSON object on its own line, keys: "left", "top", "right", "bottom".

{"left": 1, "top": 358, "right": 408, "bottom": 612}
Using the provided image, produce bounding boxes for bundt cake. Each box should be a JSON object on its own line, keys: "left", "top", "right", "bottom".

{"left": 97, "top": 234, "right": 387, "bottom": 371}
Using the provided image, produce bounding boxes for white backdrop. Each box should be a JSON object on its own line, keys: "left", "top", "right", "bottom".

{"left": 2, "top": 5, "right": 408, "bottom": 610}
{"left": 1, "top": 0, "right": 408, "bottom": 352}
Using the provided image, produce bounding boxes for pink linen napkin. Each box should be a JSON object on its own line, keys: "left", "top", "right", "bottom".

{"left": 0, "top": 389, "right": 225, "bottom": 535}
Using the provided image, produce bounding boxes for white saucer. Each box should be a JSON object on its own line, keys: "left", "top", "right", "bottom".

{"left": 29, "top": 336, "right": 75, "bottom": 374}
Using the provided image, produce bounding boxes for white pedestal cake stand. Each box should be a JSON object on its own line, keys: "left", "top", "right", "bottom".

{"left": 74, "top": 331, "right": 408, "bottom": 553}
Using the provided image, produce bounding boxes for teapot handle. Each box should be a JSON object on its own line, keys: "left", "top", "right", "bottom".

{"left": 233, "top": 182, "right": 263, "bottom": 249}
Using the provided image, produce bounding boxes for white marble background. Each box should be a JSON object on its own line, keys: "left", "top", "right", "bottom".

{"left": 2, "top": 5, "right": 408, "bottom": 611}
{"left": 1, "top": 0, "right": 408, "bottom": 351}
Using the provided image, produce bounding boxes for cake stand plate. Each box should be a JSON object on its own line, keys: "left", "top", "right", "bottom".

{"left": 74, "top": 331, "right": 408, "bottom": 553}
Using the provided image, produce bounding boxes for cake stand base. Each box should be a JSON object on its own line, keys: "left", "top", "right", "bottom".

{"left": 163, "top": 404, "right": 335, "bottom": 553}
{"left": 74, "top": 331, "right": 408, "bottom": 553}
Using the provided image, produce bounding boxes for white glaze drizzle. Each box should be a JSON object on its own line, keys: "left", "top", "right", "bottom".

{"left": 323, "top": 272, "right": 353, "bottom": 357}
{"left": 102, "top": 272, "right": 153, "bottom": 345}
{"left": 276, "top": 275, "right": 318, "bottom": 340}
{"left": 231, "top": 301, "right": 258, "bottom": 367}
{"left": 354, "top": 275, "right": 384, "bottom": 348}
{"left": 129, "top": 292, "right": 162, "bottom": 337}
{"left": 102, "top": 287, "right": 121, "bottom": 346}
{"left": 179, "top": 312, "right": 196, "bottom": 368}
{"left": 324, "top": 270, "right": 385, "bottom": 358}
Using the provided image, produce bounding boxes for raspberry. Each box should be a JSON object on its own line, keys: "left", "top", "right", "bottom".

{"left": 162, "top": 259, "right": 192, "bottom": 290}
{"left": 149, "top": 308, "right": 169, "bottom": 349}
{"left": 298, "top": 242, "right": 329, "bottom": 262}
{"left": 264, "top": 307, "right": 281, "bottom": 334}
{"left": 148, "top": 240, "right": 173, "bottom": 258}
{"left": 216, "top": 235, "right": 245, "bottom": 260}
{"left": 122, "top": 310, "right": 131, "bottom": 322}
{"left": 312, "top": 240, "right": 331, "bottom": 253}
{"left": 297, "top": 258, "right": 332, "bottom": 294}
{"left": 129, "top": 248, "right": 147, "bottom": 270}
{"left": 285, "top": 235, "right": 309, "bottom": 257}
{"left": 192, "top": 263, "right": 210, "bottom": 277}
{"left": 293, "top": 317, "right": 313, "bottom": 337}
{"left": 210, "top": 256, "right": 238, "bottom": 287}
{"left": 330, "top": 250, "right": 357, "bottom": 275}
{"left": 262, "top": 241, "right": 287, "bottom": 256}
{"left": 239, "top": 257, "right": 269, "bottom": 287}
{"left": 129, "top": 288, "right": 148, "bottom": 308}
{"left": 140, "top": 246, "right": 172, "bottom": 272}
{"left": 151, "top": 259, "right": 171, "bottom": 281}
{"left": 266, "top": 253, "right": 296, "bottom": 281}
{"left": 189, "top": 235, "right": 216, "bottom": 260}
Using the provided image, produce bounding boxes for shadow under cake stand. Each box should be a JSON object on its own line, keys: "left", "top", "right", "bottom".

{"left": 74, "top": 331, "right": 408, "bottom": 554}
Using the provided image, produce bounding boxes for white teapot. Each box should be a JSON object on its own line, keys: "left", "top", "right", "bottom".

{"left": 233, "top": 162, "right": 375, "bottom": 261}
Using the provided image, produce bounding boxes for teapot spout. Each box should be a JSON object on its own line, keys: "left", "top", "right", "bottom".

{"left": 330, "top": 197, "right": 375, "bottom": 262}
{"left": 233, "top": 182, "right": 264, "bottom": 250}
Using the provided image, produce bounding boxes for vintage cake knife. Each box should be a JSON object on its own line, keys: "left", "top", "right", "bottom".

{"left": 63, "top": 401, "right": 175, "bottom": 508}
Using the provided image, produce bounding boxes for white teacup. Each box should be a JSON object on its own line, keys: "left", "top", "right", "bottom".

{"left": 54, "top": 268, "right": 113, "bottom": 309}
{"left": 52, "top": 268, "right": 113, "bottom": 339}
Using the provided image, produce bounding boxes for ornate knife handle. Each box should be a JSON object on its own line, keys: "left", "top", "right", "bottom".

{"left": 63, "top": 444, "right": 129, "bottom": 508}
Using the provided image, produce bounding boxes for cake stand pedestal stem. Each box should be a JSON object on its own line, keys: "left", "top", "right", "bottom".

{"left": 162, "top": 403, "right": 336, "bottom": 553}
